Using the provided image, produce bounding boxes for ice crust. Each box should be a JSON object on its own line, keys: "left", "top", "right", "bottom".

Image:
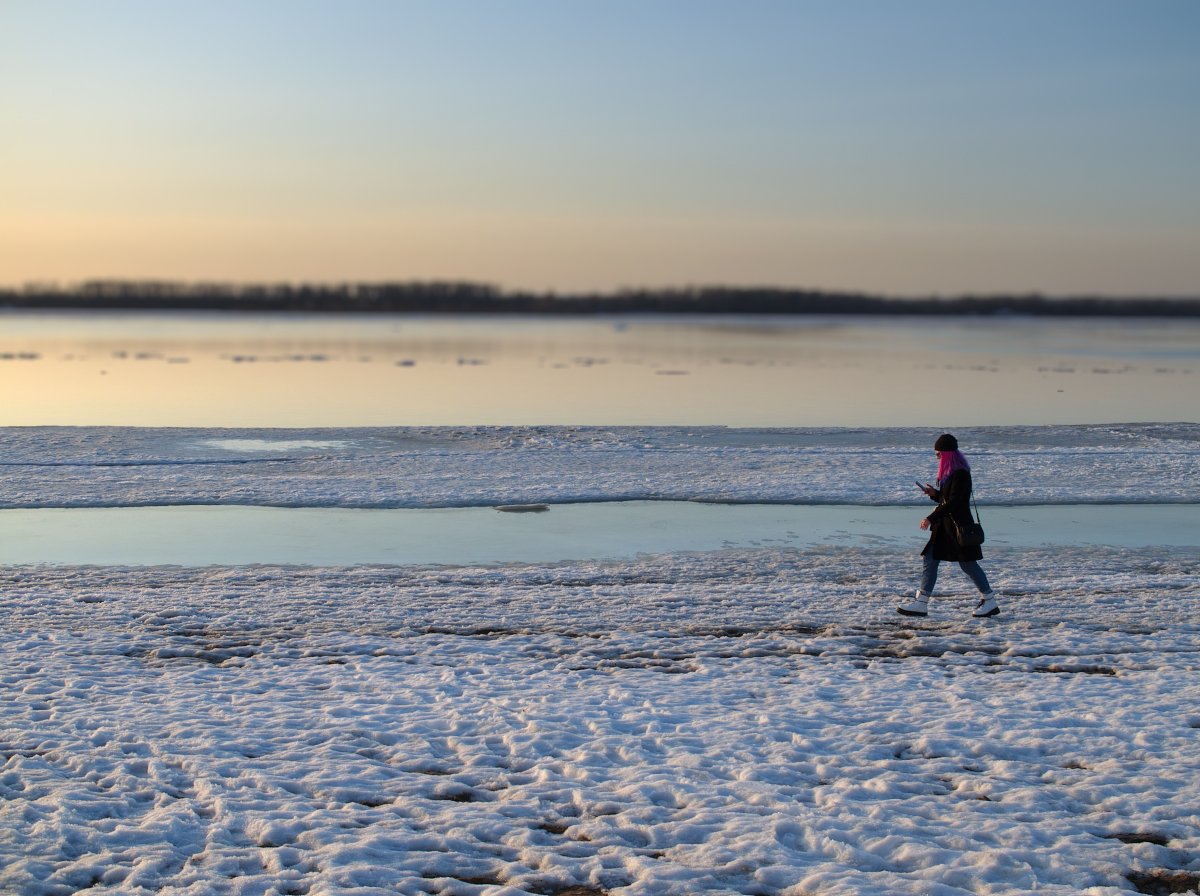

{"left": 1, "top": 423, "right": 1198, "bottom": 508}
{"left": 1, "top": 425, "right": 1198, "bottom": 895}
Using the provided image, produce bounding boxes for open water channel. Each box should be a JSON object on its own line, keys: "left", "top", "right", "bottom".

{"left": 2, "top": 503, "right": 1195, "bottom": 566}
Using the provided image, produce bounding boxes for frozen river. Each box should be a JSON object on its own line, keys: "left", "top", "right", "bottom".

{"left": 1, "top": 317, "right": 1198, "bottom": 895}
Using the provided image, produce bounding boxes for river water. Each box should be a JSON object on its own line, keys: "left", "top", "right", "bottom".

{"left": 2, "top": 312, "right": 1197, "bottom": 426}
{"left": 2, "top": 503, "right": 1196, "bottom": 567}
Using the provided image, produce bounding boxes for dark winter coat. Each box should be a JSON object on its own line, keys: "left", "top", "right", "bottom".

{"left": 921, "top": 468, "right": 983, "bottom": 562}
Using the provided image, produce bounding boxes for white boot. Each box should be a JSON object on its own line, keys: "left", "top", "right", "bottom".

{"left": 972, "top": 592, "right": 1000, "bottom": 618}
{"left": 897, "top": 591, "right": 929, "bottom": 617}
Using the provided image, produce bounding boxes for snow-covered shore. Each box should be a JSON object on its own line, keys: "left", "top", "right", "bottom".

{"left": 2, "top": 545, "right": 1199, "bottom": 895}
{"left": 1, "top": 424, "right": 1198, "bottom": 508}
{"left": 1, "top": 425, "right": 1198, "bottom": 895}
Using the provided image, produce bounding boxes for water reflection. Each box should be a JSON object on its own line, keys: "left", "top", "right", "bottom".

{"left": 1, "top": 312, "right": 1196, "bottom": 426}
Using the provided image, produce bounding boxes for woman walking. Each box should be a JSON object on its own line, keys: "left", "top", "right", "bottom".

{"left": 897, "top": 434, "right": 1000, "bottom": 618}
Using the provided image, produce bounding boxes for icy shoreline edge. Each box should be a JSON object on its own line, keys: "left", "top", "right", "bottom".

{"left": 2, "top": 423, "right": 1198, "bottom": 508}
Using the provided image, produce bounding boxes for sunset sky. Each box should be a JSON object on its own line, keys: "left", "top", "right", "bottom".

{"left": 2, "top": 0, "right": 1198, "bottom": 295}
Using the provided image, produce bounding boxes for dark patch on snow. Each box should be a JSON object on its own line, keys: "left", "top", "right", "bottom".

{"left": 431, "top": 785, "right": 488, "bottom": 803}
{"left": 568, "top": 655, "right": 699, "bottom": 675}
{"left": 1126, "top": 869, "right": 1200, "bottom": 895}
{"left": 1109, "top": 832, "right": 1171, "bottom": 846}
{"left": 428, "top": 873, "right": 503, "bottom": 888}
{"left": 0, "top": 746, "right": 51, "bottom": 760}
{"left": 143, "top": 641, "right": 262, "bottom": 667}
{"left": 1032, "top": 663, "right": 1117, "bottom": 675}
{"left": 423, "top": 625, "right": 529, "bottom": 639}
{"left": 404, "top": 765, "right": 454, "bottom": 776}
{"left": 435, "top": 876, "right": 610, "bottom": 896}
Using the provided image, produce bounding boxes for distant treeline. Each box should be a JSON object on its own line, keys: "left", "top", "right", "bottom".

{"left": 3, "top": 280, "right": 1199, "bottom": 316}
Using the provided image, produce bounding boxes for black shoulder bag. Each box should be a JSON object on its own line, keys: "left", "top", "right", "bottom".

{"left": 953, "top": 491, "right": 985, "bottom": 547}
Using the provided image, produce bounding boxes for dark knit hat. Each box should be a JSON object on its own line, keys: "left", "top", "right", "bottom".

{"left": 933, "top": 433, "right": 958, "bottom": 452}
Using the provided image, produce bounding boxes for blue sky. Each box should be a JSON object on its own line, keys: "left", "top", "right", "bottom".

{"left": 2, "top": 0, "right": 1197, "bottom": 293}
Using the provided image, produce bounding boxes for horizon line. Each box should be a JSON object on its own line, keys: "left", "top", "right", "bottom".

{"left": 3, "top": 278, "right": 1198, "bottom": 303}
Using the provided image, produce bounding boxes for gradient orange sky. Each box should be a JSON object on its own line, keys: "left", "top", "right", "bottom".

{"left": 2, "top": 1, "right": 1198, "bottom": 295}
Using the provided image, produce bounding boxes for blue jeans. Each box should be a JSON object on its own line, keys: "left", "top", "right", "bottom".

{"left": 921, "top": 552, "right": 992, "bottom": 596}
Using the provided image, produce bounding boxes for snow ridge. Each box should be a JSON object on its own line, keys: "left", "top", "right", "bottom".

{"left": 1, "top": 424, "right": 1197, "bottom": 509}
